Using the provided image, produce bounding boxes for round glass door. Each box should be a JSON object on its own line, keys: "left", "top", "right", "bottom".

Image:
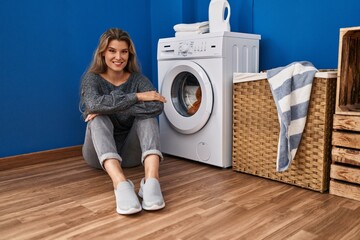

{"left": 161, "top": 61, "right": 213, "bottom": 134}
{"left": 171, "top": 72, "right": 202, "bottom": 117}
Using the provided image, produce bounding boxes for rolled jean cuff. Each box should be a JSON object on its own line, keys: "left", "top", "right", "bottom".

{"left": 141, "top": 150, "right": 164, "bottom": 165}
{"left": 99, "top": 152, "right": 122, "bottom": 170}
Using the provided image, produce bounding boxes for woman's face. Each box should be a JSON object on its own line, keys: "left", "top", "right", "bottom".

{"left": 103, "top": 40, "right": 129, "bottom": 73}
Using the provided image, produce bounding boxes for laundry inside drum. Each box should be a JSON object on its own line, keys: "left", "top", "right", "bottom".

{"left": 171, "top": 72, "right": 202, "bottom": 117}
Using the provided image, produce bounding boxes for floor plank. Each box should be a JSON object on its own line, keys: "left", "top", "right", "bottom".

{"left": 1, "top": 154, "right": 360, "bottom": 239}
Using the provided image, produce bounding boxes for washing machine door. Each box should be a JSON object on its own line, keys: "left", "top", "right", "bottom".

{"left": 161, "top": 61, "right": 213, "bottom": 134}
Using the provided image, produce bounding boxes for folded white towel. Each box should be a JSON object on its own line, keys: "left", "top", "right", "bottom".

{"left": 173, "top": 21, "right": 209, "bottom": 32}
{"left": 175, "top": 28, "right": 209, "bottom": 37}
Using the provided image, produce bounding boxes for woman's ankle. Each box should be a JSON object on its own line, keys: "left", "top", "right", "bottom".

{"left": 103, "top": 158, "right": 127, "bottom": 189}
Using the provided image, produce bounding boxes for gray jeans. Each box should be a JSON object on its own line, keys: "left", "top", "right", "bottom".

{"left": 82, "top": 115, "right": 163, "bottom": 169}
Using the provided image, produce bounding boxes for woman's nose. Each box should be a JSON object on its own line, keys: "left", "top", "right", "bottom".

{"left": 115, "top": 52, "right": 121, "bottom": 59}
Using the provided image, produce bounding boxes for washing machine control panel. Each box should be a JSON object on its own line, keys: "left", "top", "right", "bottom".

{"left": 158, "top": 38, "right": 223, "bottom": 59}
{"left": 178, "top": 40, "right": 219, "bottom": 57}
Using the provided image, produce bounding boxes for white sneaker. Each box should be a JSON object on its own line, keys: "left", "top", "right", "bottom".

{"left": 114, "top": 180, "right": 142, "bottom": 215}
{"left": 138, "top": 178, "right": 165, "bottom": 211}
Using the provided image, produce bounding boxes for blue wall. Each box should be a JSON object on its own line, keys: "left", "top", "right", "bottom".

{"left": 253, "top": 0, "right": 360, "bottom": 70}
{"left": 0, "top": 0, "right": 151, "bottom": 157}
{"left": 1, "top": 0, "right": 359, "bottom": 157}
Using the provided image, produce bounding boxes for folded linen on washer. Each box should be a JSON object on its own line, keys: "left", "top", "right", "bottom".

{"left": 175, "top": 30, "right": 209, "bottom": 37}
{"left": 266, "top": 61, "right": 318, "bottom": 172}
{"left": 173, "top": 21, "right": 209, "bottom": 32}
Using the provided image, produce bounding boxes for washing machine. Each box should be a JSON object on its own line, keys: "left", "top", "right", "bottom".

{"left": 158, "top": 31, "right": 260, "bottom": 168}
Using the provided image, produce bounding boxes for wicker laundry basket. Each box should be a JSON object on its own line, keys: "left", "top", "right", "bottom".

{"left": 232, "top": 71, "right": 337, "bottom": 192}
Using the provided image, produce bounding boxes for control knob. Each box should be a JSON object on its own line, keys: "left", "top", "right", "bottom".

{"left": 179, "top": 42, "right": 190, "bottom": 53}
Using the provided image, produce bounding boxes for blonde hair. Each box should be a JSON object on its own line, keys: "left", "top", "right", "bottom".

{"left": 88, "top": 28, "right": 140, "bottom": 74}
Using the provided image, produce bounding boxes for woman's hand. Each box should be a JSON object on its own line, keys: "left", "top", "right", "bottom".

{"left": 85, "top": 113, "right": 98, "bottom": 122}
{"left": 136, "top": 91, "right": 167, "bottom": 103}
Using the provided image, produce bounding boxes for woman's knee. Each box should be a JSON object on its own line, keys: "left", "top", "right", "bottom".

{"left": 134, "top": 118, "right": 159, "bottom": 135}
{"left": 88, "top": 115, "right": 113, "bottom": 130}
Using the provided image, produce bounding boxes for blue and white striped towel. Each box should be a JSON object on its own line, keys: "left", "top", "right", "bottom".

{"left": 267, "top": 61, "right": 318, "bottom": 172}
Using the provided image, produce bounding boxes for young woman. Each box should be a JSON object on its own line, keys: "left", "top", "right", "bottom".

{"left": 80, "top": 28, "right": 166, "bottom": 215}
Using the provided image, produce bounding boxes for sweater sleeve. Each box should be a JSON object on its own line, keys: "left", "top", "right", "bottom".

{"left": 81, "top": 73, "right": 138, "bottom": 115}
{"left": 125, "top": 73, "right": 164, "bottom": 119}
{"left": 129, "top": 101, "right": 164, "bottom": 119}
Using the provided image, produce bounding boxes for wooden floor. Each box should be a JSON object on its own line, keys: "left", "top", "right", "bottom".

{"left": 1, "top": 154, "right": 360, "bottom": 240}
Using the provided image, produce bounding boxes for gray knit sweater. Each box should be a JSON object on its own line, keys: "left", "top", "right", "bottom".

{"left": 80, "top": 72, "right": 163, "bottom": 134}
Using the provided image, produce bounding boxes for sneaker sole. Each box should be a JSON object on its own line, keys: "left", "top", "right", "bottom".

{"left": 116, "top": 207, "right": 142, "bottom": 215}
{"left": 142, "top": 202, "right": 165, "bottom": 211}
